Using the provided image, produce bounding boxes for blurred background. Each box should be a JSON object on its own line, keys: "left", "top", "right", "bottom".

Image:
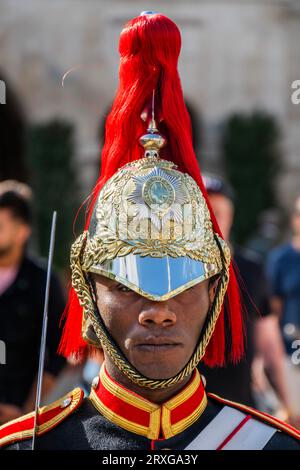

{"left": 1, "top": 0, "right": 300, "bottom": 261}
{"left": 1, "top": 0, "right": 300, "bottom": 428}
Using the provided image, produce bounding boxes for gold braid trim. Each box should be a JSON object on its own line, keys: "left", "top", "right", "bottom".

{"left": 70, "top": 232, "right": 230, "bottom": 390}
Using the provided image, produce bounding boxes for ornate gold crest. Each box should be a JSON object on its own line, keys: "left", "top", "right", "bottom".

{"left": 81, "top": 156, "right": 223, "bottom": 274}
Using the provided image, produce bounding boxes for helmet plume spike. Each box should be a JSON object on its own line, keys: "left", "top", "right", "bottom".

{"left": 139, "top": 90, "right": 167, "bottom": 158}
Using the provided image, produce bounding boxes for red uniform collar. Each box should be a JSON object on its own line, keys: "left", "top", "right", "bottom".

{"left": 89, "top": 365, "right": 207, "bottom": 440}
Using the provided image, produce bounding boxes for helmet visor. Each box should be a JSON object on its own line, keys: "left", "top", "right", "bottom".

{"left": 88, "top": 253, "right": 220, "bottom": 301}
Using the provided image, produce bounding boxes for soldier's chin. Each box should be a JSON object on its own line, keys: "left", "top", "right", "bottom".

{"left": 130, "top": 353, "right": 189, "bottom": 381}
{"left": 133, "top": 365, "right": 181, "bottom": 380}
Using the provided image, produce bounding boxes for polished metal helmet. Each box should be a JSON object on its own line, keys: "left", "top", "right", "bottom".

{"left": 70, "top": 117, "right": 231, "bottom": 389}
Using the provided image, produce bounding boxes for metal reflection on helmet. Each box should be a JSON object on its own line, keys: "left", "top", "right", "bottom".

{"left": 89, "top": 253, "right": 219, "bottom": 301}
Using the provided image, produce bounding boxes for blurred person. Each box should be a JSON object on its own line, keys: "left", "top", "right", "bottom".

{"left": 1, "top": 12, "right": 299, "bottom": 451}
{"left": 199, "top": 174, "right": 291, "bottom": 418}
{"left": 0, "top": 180, "right": 66, "bottom": 424}
{"left": 267, "top": 195, "right": 300, "bottom": 426}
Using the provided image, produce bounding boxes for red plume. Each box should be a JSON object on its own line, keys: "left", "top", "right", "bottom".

{"left": 59, "top": 13, "right": 244, "bottom": 365}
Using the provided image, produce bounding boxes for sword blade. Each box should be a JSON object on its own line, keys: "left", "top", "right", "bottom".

{"left": 31, "top": 211, "right": 57, "bottom": 450}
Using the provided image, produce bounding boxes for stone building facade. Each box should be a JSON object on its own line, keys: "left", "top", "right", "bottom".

{"left": 0, "top": 0, "right": 300, "bottom": 207}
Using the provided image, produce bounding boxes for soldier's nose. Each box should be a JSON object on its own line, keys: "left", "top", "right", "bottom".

{"left": 138, "top": 302, "right": 177, "bottom": 326}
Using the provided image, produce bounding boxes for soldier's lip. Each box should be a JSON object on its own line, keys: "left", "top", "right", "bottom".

{"left": 136, "top": 344, "right": 181, "bottom": 352}
{"left": 135, "top": 337, "right": 182, "bottom": 351}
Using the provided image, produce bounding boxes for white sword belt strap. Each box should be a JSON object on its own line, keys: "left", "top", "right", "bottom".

{"left": 184, "top": 406, "right": 277, "bottom": 450}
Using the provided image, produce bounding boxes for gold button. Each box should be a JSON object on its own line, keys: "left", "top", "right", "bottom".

{"left": 92, "top": 376, "right": 100, "bottom": 389}
{"left": 61, "top": 397, "right": 72, "bottom": 408}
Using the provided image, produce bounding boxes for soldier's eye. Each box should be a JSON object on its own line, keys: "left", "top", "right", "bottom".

{"left": 117, "top": 284, "right": 132, "bottom": 293}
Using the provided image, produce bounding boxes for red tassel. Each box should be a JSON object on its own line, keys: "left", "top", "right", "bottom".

{"left": 58, "top": 287, "right": 87, "bottom": 360}
{"left": 227, "top": 264, "right": 245, "bottom": 364}
{"left": 203, "top": 307, "right": 226, "bottom": 367}
{"left": 59, "top": 13, "right": 244, "bottom": 365}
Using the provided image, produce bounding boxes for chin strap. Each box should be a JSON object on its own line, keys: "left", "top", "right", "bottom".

{"left": 82, "top": 240, "right": 230, "bottom": 390}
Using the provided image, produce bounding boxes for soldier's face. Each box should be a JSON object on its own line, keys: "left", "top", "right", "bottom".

{"left": 92, "top": 274, "right": 218, "bottom": 380}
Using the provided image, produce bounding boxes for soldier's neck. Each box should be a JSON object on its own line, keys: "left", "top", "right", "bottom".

{"left": 104, "top": 360, "right": 192, "bottom": 404}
